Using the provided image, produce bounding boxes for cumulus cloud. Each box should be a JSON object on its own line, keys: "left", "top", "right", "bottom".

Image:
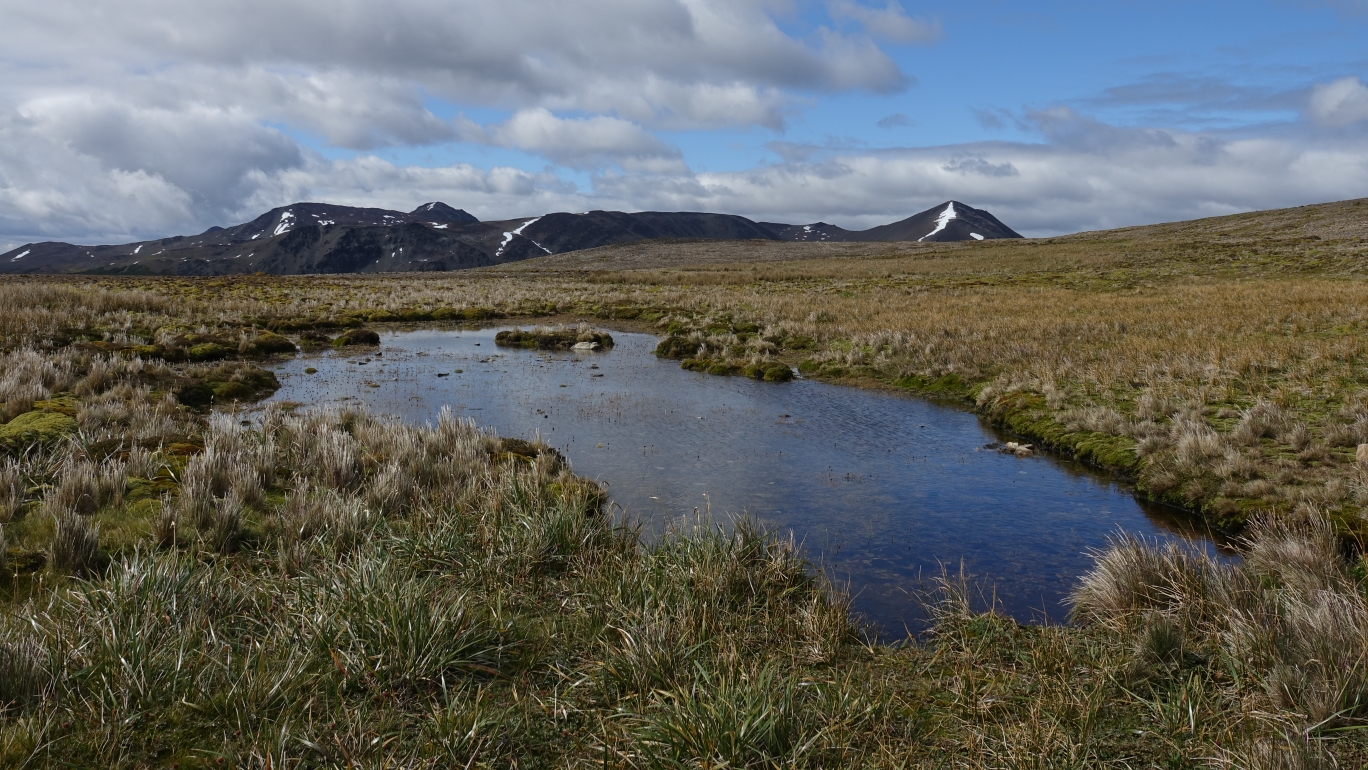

{"left": 827, "top": 1, "right": 942, "bottom": 44}
{"left": 265, "top": 156, "right": 607, "bottom": 222}
{"left": 1308, "top": 76, "right": 1368, "bottom": 127}
{"left": 7, "top": 97, "right": 1368, "bottom": 253}
{"left": 941, "top": 156, "right": 1019, "bottom": 177}
{"left": 0, "top": 105, "right": 195, "bottom": 247}
{"left": 593, "top": 117, "right": 1368, "bottom": 235}
{"left": 0, "top": 0, "right": 921, "bottom": 248}
{"left": 2, "top": 1, "right": 1366, "bottom": 252}
{"left": 457, "top": 109, "right": 688, "bottom": 173}
{"left": 1, "top": 0, "right": 909, "bottom": 131}
{"left": 18, "top": 94, "right": 305, "bottom": 215}
{"left": 0, "top": 108, "right": 607, "bottom": 251}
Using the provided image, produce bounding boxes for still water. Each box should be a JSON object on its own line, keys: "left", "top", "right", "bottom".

{"left": 263, "top": 326, "right": 1225, "bottom": 636}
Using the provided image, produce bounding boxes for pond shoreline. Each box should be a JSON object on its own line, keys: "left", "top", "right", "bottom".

{"left": 353, "top": 313, "right": 1230, "bottom": 544}
{"left": 261, "top": 323, "right": 1230, "bottom": 633}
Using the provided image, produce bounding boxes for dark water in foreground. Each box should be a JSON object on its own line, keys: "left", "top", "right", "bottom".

{"left": 261, "top": 327, "right": 1226, "bottom": 636}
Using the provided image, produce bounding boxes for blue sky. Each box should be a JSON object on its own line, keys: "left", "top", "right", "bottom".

{"left": 2, "top": 0, "right": 1367, "bottom": 248}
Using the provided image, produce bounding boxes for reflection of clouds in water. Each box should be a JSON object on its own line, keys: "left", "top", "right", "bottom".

{"left": 264, "top": 326, "right": 1224, "bottom": 636}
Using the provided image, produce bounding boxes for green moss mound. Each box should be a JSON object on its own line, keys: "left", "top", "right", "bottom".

{"left": 243, "top": 332, "right": 298, "bottom": 355}
{"left": 0, "top": 410, "right": 78, "bottom": 452}
{"left": 333, "top": 328, "right": 381, "bottom": 347}
{"left": 174, "top": 365, "right": 281, "bottom": 408}
{"left": 494, "top": 329, "right": 615, "bottom": 350}
{"left": 187, "top": 343, "right": 232, "bottom": 362}
{"left": 655, "top": 335, "right": 697, "bottom": 359}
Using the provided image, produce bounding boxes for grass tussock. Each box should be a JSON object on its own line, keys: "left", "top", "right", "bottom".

{"left": 1071, "top": 515, "right": 1368, "bottom": 733}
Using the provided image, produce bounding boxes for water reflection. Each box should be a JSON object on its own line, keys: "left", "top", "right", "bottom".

{"left": 261, "top": 326, "right": 1228, "bottom": 636}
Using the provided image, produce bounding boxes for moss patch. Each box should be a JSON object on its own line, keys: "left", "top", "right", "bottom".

{"left": 494, "top": 328, "right": 614, "bottom": 350}
{"left": 655, "top": 335, "right": 697, "bottom": 359}
{"left": 0, "top": 410, "right": 78, "bottom": 452}
{"left": 174, "top": 364, "right": 281, "bottom": 408}
{"left": 243, "top": 331, "right": 298, "bottom": 355}
{"left": 333, "top": 328, "right": 381, "bottom": 347}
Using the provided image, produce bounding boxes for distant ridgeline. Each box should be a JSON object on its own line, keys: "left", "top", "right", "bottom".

{"left": 0, "top": 200, "right": 1021, "bottom": 276}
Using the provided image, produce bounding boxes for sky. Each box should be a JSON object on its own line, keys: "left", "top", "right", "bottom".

{"left": 2, "top": 0, "right": 1368, "bottom": 251}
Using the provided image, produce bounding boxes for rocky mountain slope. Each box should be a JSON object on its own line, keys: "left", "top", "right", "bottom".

{"left": 0, "top": 200, "right": 1020, "bottom": 276}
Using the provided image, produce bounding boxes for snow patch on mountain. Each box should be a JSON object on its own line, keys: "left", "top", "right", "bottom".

{"left": 273, "top": 210, "right": 295, "bottom": 236}
{"left": 970, "top": 233, "right": 984, "bottom": 241}
{"left": 11, "top": 250, "right": 29, "bottom": 261}
{"left": 133, "top": 245, "right": 142, "bottom": 254}
{"left": 496, "top": 217, "right": 542, "bottom": 257}
{"left": 918, "top": 203, "right": 957, "bottom": 242}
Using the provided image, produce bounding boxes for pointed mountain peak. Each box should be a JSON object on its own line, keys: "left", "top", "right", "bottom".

{"left": 412, "top": 202, "right": 479, "bottom": 224}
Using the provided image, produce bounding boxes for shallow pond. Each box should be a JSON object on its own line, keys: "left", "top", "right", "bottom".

{"left": 263, "top": 327, "right": 1226, "bottom": 636}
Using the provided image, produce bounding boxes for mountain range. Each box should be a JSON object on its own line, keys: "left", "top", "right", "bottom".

{"left": 0, "top": 200, "right": 1021, "bottom": 276}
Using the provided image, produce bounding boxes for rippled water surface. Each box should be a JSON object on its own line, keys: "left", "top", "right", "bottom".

{"left": 264, "top": 327, "right": 1225, "bottom": 635}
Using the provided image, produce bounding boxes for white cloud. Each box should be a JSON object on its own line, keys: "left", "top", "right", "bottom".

{"left": 827, "top": 0, "right": 942, "bottom": 44}
{"left": 18, "top": 94, "right": 305, "bottom": 215}
{"left": 458, "top": 109, "right": 688, "bottom": 173}
{"left": 0, "top": 103, "right": 218, "bottom": 246}
{"left": 1308, "top": 76, "right": 1368, "bottom": 127}
{"left": 1, "top": 1, "right": 1365, "bottom": 253}
{"left": 593, "top": 117, "right": 1368, "bottom": 235}
{"left": 0, "top": 0, "right": 908, "bottom": 131}
{"left": 7, "top": 101, "right": 1368, "bottom": 252}
{"left": 265, "top": 156, "right": 607, "bottom": 223}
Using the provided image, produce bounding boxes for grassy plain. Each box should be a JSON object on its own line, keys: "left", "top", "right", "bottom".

{"left": 2, "top": 198, "right": 1368, "bottom": 765}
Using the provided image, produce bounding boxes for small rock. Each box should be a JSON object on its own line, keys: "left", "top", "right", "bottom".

{"left": 1003, "top": 441, "right": 1033, "bottom": 457}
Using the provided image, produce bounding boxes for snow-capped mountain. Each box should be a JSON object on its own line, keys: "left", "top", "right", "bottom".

{"left": 761, "top": 201, "right": 1021, "bottom": 244}
{"left": 0, "top": 200, "right": 1021, "bottom": 276}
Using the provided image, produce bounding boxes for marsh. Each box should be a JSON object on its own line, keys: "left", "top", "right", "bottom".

{"left": 265, "top": 326, "right": 1226, "bottom": 633}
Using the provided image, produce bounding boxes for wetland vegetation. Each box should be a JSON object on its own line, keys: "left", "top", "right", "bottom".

{"left": 493, "top": 325, "right": 615, "bottom": 351}
{"left": 3, "top": 197, "right": 1368, "bottom": 765}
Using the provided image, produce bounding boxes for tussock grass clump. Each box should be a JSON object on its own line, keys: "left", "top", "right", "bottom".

{"left": 42, "top": 457, "right": 125, "bottom": 517}
{"left": 0, "top": 632, "right": 48, "bottom": 710}
{"left": 0, "top": 457, "right": 24, "bottom": 522}
{"left": 49, "top": 509, "right": 101, "bottom": 576}
{"left": 1070, "top": 516, "right": 1368, "bottom": 733}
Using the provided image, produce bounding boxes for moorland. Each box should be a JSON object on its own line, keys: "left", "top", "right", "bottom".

{"left": 2, "top": 198, "right": 1368, "bottom": 766}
